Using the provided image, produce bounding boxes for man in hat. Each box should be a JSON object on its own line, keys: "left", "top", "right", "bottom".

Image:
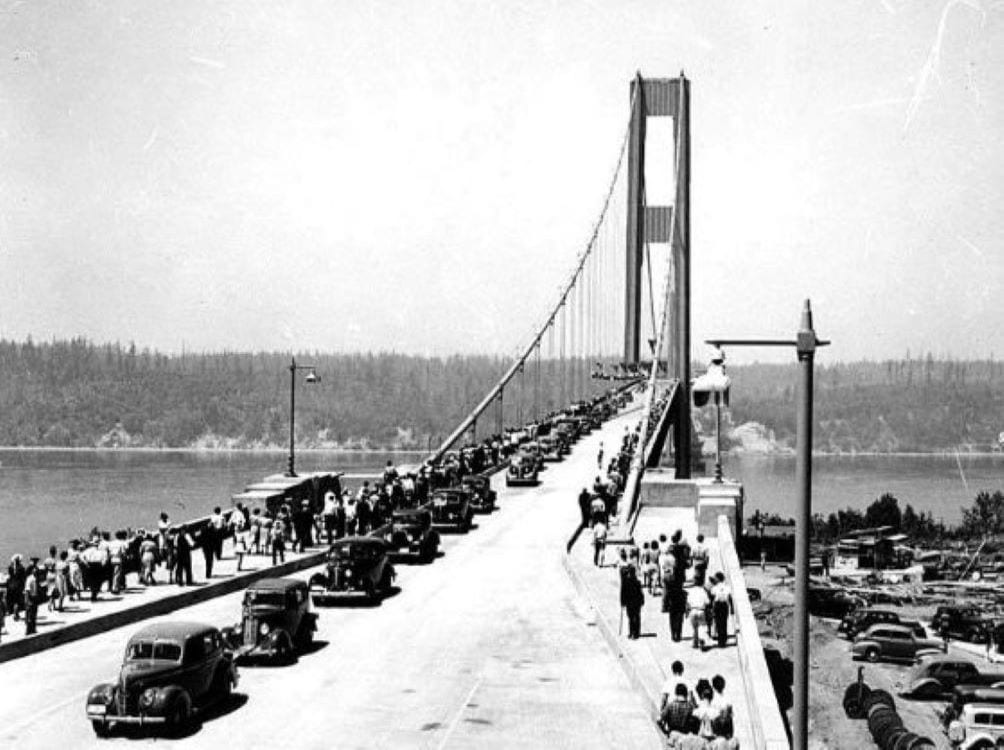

{"left": 293, "top": 499, "right": 314, "bottom": 552}
{"left": 6, "top": 554, "right": 26, "bottom": 621}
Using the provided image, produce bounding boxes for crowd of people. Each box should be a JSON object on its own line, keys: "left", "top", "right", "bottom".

{"left": 574, "top": 412, "right": 741, "bottom": 748}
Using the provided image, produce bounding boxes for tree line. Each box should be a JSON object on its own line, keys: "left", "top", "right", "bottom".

{"left": 1, "top": 338, "right": 1002, "bottom": 451}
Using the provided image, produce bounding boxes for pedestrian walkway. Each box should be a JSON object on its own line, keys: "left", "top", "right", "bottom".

{"left": 566, "top": 507, "right": 753, "bottom": 746}
{"left": 0, "top": 537, "right": 327, "bottom": 663}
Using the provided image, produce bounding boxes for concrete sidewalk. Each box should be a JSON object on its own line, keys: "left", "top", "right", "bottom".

{"left": 0, "top": 537, "right": 327, "bottom": 663}
{"left": 565, "top": 510, "right": 753, "bottom": 746}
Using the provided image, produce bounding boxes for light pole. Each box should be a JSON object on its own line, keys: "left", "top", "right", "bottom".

{"left": 706, "top": 299, "right": 828, "bottom": 749}
{"left": 692, "top": 349, "right": 731, "bottom": 482}
{"left": 286, "top": 356, "right": 320, "bottom": 478}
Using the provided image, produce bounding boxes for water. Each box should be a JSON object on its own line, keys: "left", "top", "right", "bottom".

{"left": 725, "top": 453, "right": 1004, "bottom": 525}
{"left": 0, "top": 449, "right": 422, "bottom": 562}
{"left": 1, "top": 450, "right": 1002, "bottom": 562}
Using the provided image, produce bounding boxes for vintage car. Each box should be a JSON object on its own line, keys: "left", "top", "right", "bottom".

{"left": 903, "top": 657, "right": 1004, "bottom": 700}
{"left": 460, "top": 475, "right": 497, "bottom": 513}
{"left": 309, "top": 537, "right": 395, "bottom": 603}
{"left": 538, "top": 435, "right": 566, "bottom": 463}
{"left": 429, "top": 488, "right": 474, "bottom": 531}
{"left": 380, "top": 507, "right": 440, "bottom": 562}
{"left": 851, "top": 623, "right": 946, "bottom": 663}
{"left": 947, "top": 702, "right": 1004, "bottom": 748}
{"left": 506, "top": 451, "right": 540, "bottom": 487}
{"left": 838, "top": 607, "right": 901, "bottom": 639}
{"left": 85, "top": 621, "right": 238, "bottom": 737}
{"left": 934, "top": 605, "right": 995, "bottom": 643}
{"left": 222, "top": 578, "right": 317, "bottom": 664}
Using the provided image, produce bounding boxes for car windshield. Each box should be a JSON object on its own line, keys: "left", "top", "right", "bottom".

{"left": 332, "top": 544, "right": 378, "bottom": 560}
{"left": 244, "top": 590, "right": 286, "bottom": 607}
{"left": 127, "top": 640, "right": 182, "bottom": 661}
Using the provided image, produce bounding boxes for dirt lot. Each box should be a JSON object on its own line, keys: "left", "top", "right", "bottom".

{"left": 745, "top": 565, "right": 952, "bottom": 749}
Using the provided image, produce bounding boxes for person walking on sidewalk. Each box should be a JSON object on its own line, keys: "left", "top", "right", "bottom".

{"left": 23, "top": 562, "right": 39, "bottom": 636}
{"left": 620, "top": 565, "right": 644, "bottom": 640}
{"left": 712, "top": 573, "right": 734, "bottom": 648}
{"left": 270, "top": 517, "right": 287, "bottom": 565}
{"left": 687, "top": 582, "right": 710, "bottom": 649}
{"left": 592, "top": 520, "right": 607, "bottom": 567}
{"left": 577, "top": 488, "right": 591, "bottom": 529}
{"left": 173, "top": 529, "right": 194, "bottom": 586}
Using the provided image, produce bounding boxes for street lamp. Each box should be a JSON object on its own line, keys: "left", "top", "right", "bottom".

{"left": 286, "top": 356, "right": 320, "bottom": 477}
{"left": 692, "top": 348, "right": 731, "bottom": 482}
{"left": 706, "top": 299, "right": 829, "bottom": 750}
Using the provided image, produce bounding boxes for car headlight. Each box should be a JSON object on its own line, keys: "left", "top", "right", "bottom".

{"left": 140, "top": 688, "right": 158, "bottom": 708}
{"left": 259, "top": 622, "right": 270, "bottom": 636}
{"left": 345, "top": 569, "right": 353, "bottom": 578}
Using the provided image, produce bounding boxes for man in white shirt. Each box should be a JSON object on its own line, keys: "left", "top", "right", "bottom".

{"left": 687, "top": 583, "right": 710, "bottom": 649}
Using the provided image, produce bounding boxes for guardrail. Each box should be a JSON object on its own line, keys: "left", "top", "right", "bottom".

{"left": 717, "top": 515, "right": 790, "bottom": 750}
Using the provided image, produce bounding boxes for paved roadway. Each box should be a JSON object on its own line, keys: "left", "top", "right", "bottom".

{"left": 0, "top": 417, "right": 662, "bottom": 750}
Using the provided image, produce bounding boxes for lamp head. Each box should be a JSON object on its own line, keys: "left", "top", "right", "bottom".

{"left": 304, "top": 370, "right": 320, "bottom": 384}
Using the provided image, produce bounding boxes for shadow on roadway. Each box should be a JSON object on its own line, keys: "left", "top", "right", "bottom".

{"left": 115, "top": 694, "right": 249, "bottom": 741}
{"left": 311, "top": 586, "right": 402, "bottom": 609}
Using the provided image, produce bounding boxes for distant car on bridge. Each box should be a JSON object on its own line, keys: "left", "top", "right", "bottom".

{"left": 506, "top": 451, "right": 540, "bottom": 487}
{"left": 379, "top": 507, "right": 440, "bottom": 563}
{"left": 85, "top": 621, "right": 239, "bottom": 737}
{"left": 429, "top": 488, "right": 474, "bottom": 532}
{"left": 459, "top": 474, "right": 497, "bottom": 513}
{"left": 309, "top": 537, "right": 396, "bottom": 604}
{"left": 221, "top": 578, "right": 317, "bottom": 664}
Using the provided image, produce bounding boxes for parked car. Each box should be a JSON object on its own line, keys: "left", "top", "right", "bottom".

{"left": 429, "top": 488, "right": 474, "bottom": 532}
{"left": 851, "top": 623, "right": 946, "bottom": 663}
{"left": 934, "top": 605, "right": 995, "bottom": 643}
{"left": 85, "top": 621, "right": 238, "bottom": 737}
{"left": 506, "top": 452, "right": 540, "bottom": 487}
{"left": 221, "top": 578, "right": 316, "bottom": 664}
{"left": 808, "top": 586, "right": 865, "bottom": 619}
{"left": 947, "top": 702, "right": 1004, "bottom": 748}
{"left": 839, "top": 608, "right": 901, "bottom": 639}
{"left": 460, "top": 475, "right": 497, "bottom": 513}
{"left": 309, "top": 537, "right": 395, "bottom": 604}
{"left": 380, "top": 507, "right": 440, "bottom": 563}
{"left": 538, "top": 436, "right": 566, "bottom": 463}
{"left": 952, "top": 686, "right": 1004, "bottom": 715}
{"left": 902, "top": 657, "right": 1004, "bottom": 699}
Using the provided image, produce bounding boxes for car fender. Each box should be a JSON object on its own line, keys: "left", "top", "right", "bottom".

{"left": 265, "top": 628, "right": 292, "bottom": 652}
{"left": 158, "top": 685, "right": 192, "bottom": 716}
{"left": 86, "top": 682, "right": 118, "bottom": 714}
{"left": 904, "top": 677, "right": 946, "bottom": 698}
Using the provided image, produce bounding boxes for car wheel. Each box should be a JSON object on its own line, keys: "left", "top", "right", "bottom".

{"left": 213, "top": 666, "right": 232, "bottom": 701}
{"left": 865, "top": 647, "right": 880, "bottom": 663}
{"left": 166, "top": 697, "right": 191, "bottom": 737}
{"left": 91, "top": 720, "right": 111, "bottom": 738}
{"left": 308, "top": 573, "right": 326, "bottom": 589}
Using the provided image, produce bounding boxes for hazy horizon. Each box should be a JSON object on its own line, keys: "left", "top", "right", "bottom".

{"left": 2, "top": 2, "right": 1002, "bottom": 365}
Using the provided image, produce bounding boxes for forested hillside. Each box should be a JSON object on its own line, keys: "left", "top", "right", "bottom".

{"left": 724, "top": 357, "right": 1004, "bottom": 453}
{"left": 1, "top": 339, "right": 1001, "bottom": 452}
{"left": 0, "top": 339, "right": 602, "bottom": 449}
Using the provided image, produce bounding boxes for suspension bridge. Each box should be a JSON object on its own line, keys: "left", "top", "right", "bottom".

{"left": 0, "top": 74, "right": 791, "bottom": 749}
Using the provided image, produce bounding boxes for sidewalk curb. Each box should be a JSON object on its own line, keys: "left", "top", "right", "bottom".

{"left": 0, "top": 550, "right": 327, "bottom": 665}
{"left": 561, "top": 552, "right": 661, "bottom": 717}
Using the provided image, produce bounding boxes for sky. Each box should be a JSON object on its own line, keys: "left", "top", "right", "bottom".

{"left": 1, "top": 0, "right": 1002, "bottom": 363}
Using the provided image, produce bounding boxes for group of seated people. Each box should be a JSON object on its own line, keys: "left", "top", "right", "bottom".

{"left": 658, "top": 661, "right": 739, "bottom": 749}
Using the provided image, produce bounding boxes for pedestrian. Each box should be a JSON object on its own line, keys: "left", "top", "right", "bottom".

{"left": 345, "top": 496, "right": 358, "bottom": 536}
{"left": 671, "top": 530, "right": 691, "bottom": 588}
{"left": 209, "top": 507, "right": 226, "bottom": 561}
{"left": 590, "top": 494, "right": 607, "bottom": 527}
{"left": 597, "top": 442, "right": 604, "bottom": 468}
{"left": 250, "top": 508, "right": 263, "bottom": 554}
{"left": 691, "top": 534, "right": 709, "bottom": 587}
{"left": 620, "top": 565, "right": 644, "bottom": 640}
{"left": 80, "top": 538, "right": 108, "bottom": 600}
{"left": 323, "top": 490, "right": 338, "bottom": 544}
{"left": 7, "top": 554, "right": 26, "bottom": 621}
{"left": 578, "top": 488, "right": 591, "bottom": 529}
{"left": 271, "top": 516, "right": 286, "bottom": 565}
{"left": 0, "top": 584, "right": 6, "bottom": 644}
{"left": 356, "top": 495, "right": 371, "bottom": 536}
{"left": 53, "top": 550, "right": 69, "bottom": 611}
{"left": 692, "top": 679, "right": 719, "bottom": 741}
{"left": 712, "top": 573, "right": 734, "bottom": 648}
{"left": 23, "top": 561, "right": 40, "bottom": 636}
{"left": 139, "top": 533, "right": 158, "bottom": 585}
{"left": 687, "top": 581, "right": 710, "bottom": 649}
{"left": 67, "top": 541, "right": 83, "bottom": 600}
{"left": 660, "top": 683, "right": 695, "bottom": 735}
{"left": 710, "top": 675, "right": 733, "bottom": 739}
{"left": 173, "top": 528, "right": 194, "bottom": 586}
{"left": 592, "top": 519, "right": 607, "bottom": 567}
{"left": 109, "top": 530, "right": 128, "bottom": 594}
{"left": 231, "top": 509, "right": 248, "bottom": 571}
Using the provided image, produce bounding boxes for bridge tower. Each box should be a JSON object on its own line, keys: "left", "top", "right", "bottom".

{"left": 624, "top": 73, "right": 691, "bottom": 478}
